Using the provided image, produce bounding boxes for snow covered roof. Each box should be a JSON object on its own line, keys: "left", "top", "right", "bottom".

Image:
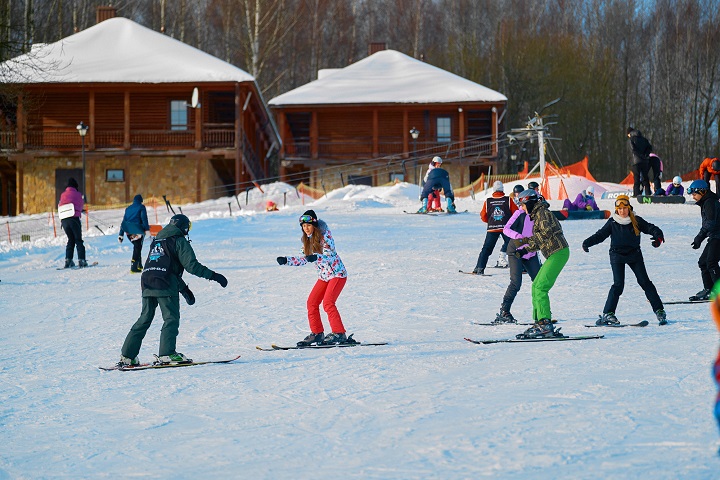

{"left": 269, "top": 49, "right": 507, "bottom": 106}
{"left": 0, "top": 17, "right": 256, "bottom": 84}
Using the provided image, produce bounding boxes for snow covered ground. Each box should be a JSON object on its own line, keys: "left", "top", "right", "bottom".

{"left": 1, "top": 181, "right": 718, "bottom": 479}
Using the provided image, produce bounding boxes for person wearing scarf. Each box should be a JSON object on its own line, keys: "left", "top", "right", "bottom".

{"left": 581, "top": 194, "right": 667, "bottom": 325}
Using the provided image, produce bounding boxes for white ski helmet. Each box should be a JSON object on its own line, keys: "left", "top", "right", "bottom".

{"left": 432, "top": 156, "right": 443, "bottom": 164}
{"left": 673, "top": 176, "right": 682, "bottom": 185}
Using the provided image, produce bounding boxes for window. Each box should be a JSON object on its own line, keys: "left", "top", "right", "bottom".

{"left": 170, "top": 100, "right": 188, "bottom": 130}
{"left": 106, "top": 169, "right": 124, "bottom": 182}
{"left": 437, "top": 117, "right": 451, "bottom": 143}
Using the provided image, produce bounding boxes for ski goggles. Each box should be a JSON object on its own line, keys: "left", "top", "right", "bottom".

{"left": 299, "top": 215, "right": 317, "bottom": 225}
{"left": 615, "top": 198, "right": 631, "bottom": 208}
{"left": 687, "top": 187, "right": 706, "bottom": 195}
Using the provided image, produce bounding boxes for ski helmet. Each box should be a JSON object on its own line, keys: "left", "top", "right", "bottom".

{"left": 170, "top": 214, "right": 192, "bottom": 235}
{"left": 672, "top": 176, "right": 682, "bottom": 185}
{"left": 513, "top": 184, "right": 524, "bottom": 194}
{"left": 517, "top": 188, "right": 539, "bottom": 208}
{"left": 528, "top": 181, "right": 540, "bottom": 191}
{"left": 687, "top": 179, "right": 709, "bottom": 195}
{"left": 432, "top": 156, "right": 443, "bottom": 164}
{"left": 585, "top": 185, "right": 595, "bottom": 196}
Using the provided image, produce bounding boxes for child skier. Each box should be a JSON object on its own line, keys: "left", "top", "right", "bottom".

{"left": 581, "top": 194, "right": 667, "bottom": 325}
{"left": 688, "top": 180, "right": 720, "bottom": 301}
{"left": 424, "top": 156, "right": 444, "bottom": 212}
{"left": 277, "top": 210, "right": 351, "bottom": 346}
{"left": 510, "top": 189, "right": 569, "bottom": 338}
{"left": 118, "top": 194, "right": 150, "bottom": 273}
{"left": 118, "top": 214, "right": 228, "bottom": 367}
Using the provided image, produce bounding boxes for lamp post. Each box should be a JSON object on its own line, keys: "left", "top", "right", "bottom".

{"left": 77, "top": 121, "right": 89, "bottom": 203}
{"left": 410, "top": 127, "right": 419, "bottom": 184}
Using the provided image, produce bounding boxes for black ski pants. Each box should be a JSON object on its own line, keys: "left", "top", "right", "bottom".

{"left": 698, "top": 238, "right": 720, "bottom": 289}
{"left": 648, "top": 156, "right": 662, "bottom": 193}
{"left": 61, "top": 217, "right": 86, "bottom": 261}
{"left": 631, "top": 161, "right": 652, "bottom": 196}
{"left": 604, "top": 250, "right": 662, "bottom": 314}
{"left": 131, "top": 235, "right": 145, "bottom": 265}
{"left": 703, "top": 171, "right": 720, "bottom": 195}
{"left": 475, "top": 231, "right": 509, "bottom": 271}
{"left": 501, "top": 252, "right": 541, "bottom": 314}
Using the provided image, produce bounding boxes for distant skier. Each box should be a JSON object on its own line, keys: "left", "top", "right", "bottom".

{"left": 688, "top": 180, "right": 720, "bottom": 301}
{"left": 424, "top": 156, "right": 444, "bottom": 212}
{"left": 581, "top": 194, "right": 667, "bottom": 325}
{"left": 117, "top": 214, "right": 228, "bottom": 367}
{"left": 510, "top": 184, "right": 525, "bottom": 206}
{"left": 417, "top": 163, "right": 456, "bottom": 213}
{"left": 470, "top": 181, "right": 517, "bottom": 274}
{"left": 118, "top": 194, "right": 150, "bottom": 273}
{"left": 665, "top": 176, "right": 684, "bottom": 196}
{"left": 562, "top": 185, "right": 599, "bottom": 211}
{"left": 494, "top": 200, "right": 542, "bottom": 323}
{"left": 627, "top": 127, "right": 653, "bottom": 196}
{"left": 699, "top": 157, "right": 720, "bottom": 194}
{"left": 510, "top": 189, "right": 570, "bottom": 338}
{"left": 277, "top": 210, "right": 351, "bottom": 346}
{"left": 58, "top": 177, "right": 88, "bottom": 269}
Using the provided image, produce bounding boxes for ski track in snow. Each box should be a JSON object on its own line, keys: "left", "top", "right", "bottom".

{"left": 1, "top": 183, "right": 718, "bottom": 479}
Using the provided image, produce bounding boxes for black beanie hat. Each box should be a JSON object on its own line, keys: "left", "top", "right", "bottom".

{"left": 67, "top": 177, "right": 79, "bottom": 189}
{"left": 299, "top": 210, "right": 318, "bottom": 226}
{"left": 626, "top": 127, "right": 635, "bottom": 135}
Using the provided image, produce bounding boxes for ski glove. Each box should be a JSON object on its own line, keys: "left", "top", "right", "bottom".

{"left": 582, "top": 241, "right": 590, "bottom": 253}
{"left": 514, "top": 246, "right": 528, "bottom": 258}
{"left": 118, "top": 235, "right": 123, "bottom": 243}
{"left": 276, "top": 256, "right": 287, "bottom": 265}
{"left": 211, "top": 272, "right": 228, "bottom": 288}
{"left": 305, "top": 254, "right": 318, "bottom": 263}
{"left": 692, "top": 236, "right": 704, "bottom": 249}
{"left": 180, "top": 285, "right": 195, "bottom": 305}
{"left": 651, "top": 236, "right": 664, "bottom": 248}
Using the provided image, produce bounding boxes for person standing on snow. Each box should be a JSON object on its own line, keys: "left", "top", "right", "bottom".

{"left": 424, "top": 156, "right": 445, "bottom": 212}
{"left": 470, "top": 181, "right": 517, "bottom": 274}
{"left": 562, "top": 185, "right": 599, "bottom": 211}
{"left": 58, "top": 177, "right": 88, "bottom": 269}
{"left": 699, "top": 157, "right": 720, "bottom": 194}
{"left": 510, "top": 189, "right": 570, "bottom": 338}
{"left": 277, "top": 210, "right": 352, "bottom": 346}
{"left": 493, "top": 200, "right": 542, "bottom": 324}
{"left": 627, "top": 127, "right": 653, "bottom": 197}
{"left": 117, "top": 214, "right": 228, "bottom": 367}
{"left": 581, "top": 194, "right": 667, "bottom": 325}
{"left": 688, "top": 180, "right": 720, "bottom": 301}
{"left": 648, "top": 153, "right": 664, "bottom": 195}
{"left": 418, "top": 163, "right": 456, "bottom": 214}
{"left": 118, "top": 194, "right": 150, "bottom": 273}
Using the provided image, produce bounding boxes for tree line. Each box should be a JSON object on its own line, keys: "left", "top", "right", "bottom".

{"left": 1, "top": 0, "right": 718, "bottom": 182}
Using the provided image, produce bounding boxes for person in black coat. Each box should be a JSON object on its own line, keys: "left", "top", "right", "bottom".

{"left": 582, "top": 194, "right": 667, "bottom": 325}
{"left": 417, "top": 167, "right": 455, "bottom": 213}
{"left": 627, "top": 127, "right": 653, "bottom": 197}
{"left": 118, "top": 194, "right": 151, "bottom": 273}
{"left": 688, "top": 180, "right": 720, "bottom": 300}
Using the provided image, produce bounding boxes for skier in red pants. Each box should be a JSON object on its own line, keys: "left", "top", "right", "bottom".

{"left": 277, "top": 210, "right": 352, "bottom": 346}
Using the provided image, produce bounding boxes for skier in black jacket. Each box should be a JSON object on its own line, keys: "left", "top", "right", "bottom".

{"left": 688, "top": 180, "right": 720, "bottom": 301}
{"left": 582, "top": 194, "right": 667, "bottom": 325}
{"left": 627, "top": 127, "right": 653, "bottom": 197}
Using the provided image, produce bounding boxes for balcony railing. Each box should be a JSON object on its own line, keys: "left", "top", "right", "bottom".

{"left": 0, "top": 131, "right": 15, "bottom": 149}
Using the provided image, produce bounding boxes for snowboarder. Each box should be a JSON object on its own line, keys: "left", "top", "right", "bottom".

{"left": 688, "top": 180, "right": 720, "bottom": 301}
{"left": 117, "top": 214, "right": 228, "bottom": 367}
{"left": 665, "top": 176, "right": 684, "bottom": 196}
{"left": 494, "top": 202, "right": 542, "bottom": 323}
{"left": 581, "top": 194, "right": 667, "bottom": 325}
{"left": 58, "top": 177, "right": 88, "bottom": 269}
{"left": 627, "top": 127, "right": 653, "bottom": 197}
{"left": 562, "top": 185, "right": 599, "bottom": 211}
{"left": 470, "top": 181, "right": 517, "bottom": 274}
{"left": 118, "top": 194, "right": 150, "bottom": 273}
{"left": 699, "top": 157, "right": 720, "bottom": 194}
{"left": 277, "top": 210, "right": 351, "bottom": 346}
{"left": 418, "top": 162, "right": 455, "bottom": 213}
{"left": 509, "top": 189, "right": 570, "bottom": 338}
{"left": 648, "top": 153, "right": 664, "bottom": 195}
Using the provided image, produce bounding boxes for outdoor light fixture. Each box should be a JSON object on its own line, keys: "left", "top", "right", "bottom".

{"left": 77, "top": 121, "right": 89, "bottom": 203}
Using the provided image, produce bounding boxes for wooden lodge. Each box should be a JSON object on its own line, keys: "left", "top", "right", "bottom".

{"left": 0, "top": 12, "right": 279, "bottom": 215}
{"left": 269, "top": 47, "right": 507, "bottom": 190}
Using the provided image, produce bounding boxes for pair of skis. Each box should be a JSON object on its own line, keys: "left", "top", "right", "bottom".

{"left": 99, "top": 355, "right": 241, "bottom": 371}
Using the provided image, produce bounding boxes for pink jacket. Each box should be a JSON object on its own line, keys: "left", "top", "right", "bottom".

{"left": 59, "top": 187, "right": 84, "bottom": 218}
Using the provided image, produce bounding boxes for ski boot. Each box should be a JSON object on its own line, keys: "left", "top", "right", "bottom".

{"left": 78, "top": 259, "right": 88, "bottom": 268}
{"left": 322, "top": 332, "right": 349, "bottom": 345}
{"left": 155, "top": 352, "right": 192, "bottom": 365}
{"left": 472, "top": 267, "right": 485, "bottom": 275}
{"left": 517, "top": 319, "right": 557, "bottom": 339}
{"left": 130, "top": 259, "right": 142, "bottom": 273}
{"left": 297, "top": 332, "right": 324, "bottom": 347}
{"left": 116, "top": 355, "right": 140, "bottom": 368}
{"left": 689, "top": 288, "right": 710, "bottom": 301}
{"left": 596, "top": 312, "right": 620, "bottom": 326}
{"left": 492, "top": 310, "right": 517, "bottom": 324}
{"left": 417, "top": 198, "right": 428, "bottom": 214}
{"left": 655, "top": 309, "right": 667, "bottom": 326}
{"left": 446, "top": 197, "right": 457, "bottom": 214}
{"left": 495, "top": 252, "right": 509, "bottom": 268}
{"left": 64, "top": 258, "right": 75, "bottom": 269}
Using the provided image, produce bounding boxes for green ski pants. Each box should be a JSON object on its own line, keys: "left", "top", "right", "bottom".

{"left": 532, "top": 247, "right": 570, "bottom": 321}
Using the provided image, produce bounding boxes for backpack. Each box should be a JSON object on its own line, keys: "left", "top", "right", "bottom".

{"left": 141, "top": 236, "right": 181, "bottom": 291}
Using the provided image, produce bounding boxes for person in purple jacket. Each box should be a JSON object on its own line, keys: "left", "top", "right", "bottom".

{"left": 58, "top": 177, "right": 88, "bottom": 268}
{"left": 665, "top": 176, "right": 685, "bottom": 196}
{"left": 562, "top": 185, "right": 599, "bottom": 211}
{"left": 493, "top": 204, "right": 542, "bottom": 323}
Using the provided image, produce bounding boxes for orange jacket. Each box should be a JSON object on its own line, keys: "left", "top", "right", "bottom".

{"left": 699, "top": 157, "right": 720, "bottom": 176}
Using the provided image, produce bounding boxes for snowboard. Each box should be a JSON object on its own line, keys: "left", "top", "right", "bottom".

{"left": 99, "top": 355, "right": 241, "bottom": 371}
{"left": 584, "top": 320, "right": 649, "bottom": 328}
{"left": 459, "top": 270, "right": 492, "bottom": 276}
{"left": 256, "top": 342, "right": 387, "bottom": 351}
{"left": 465, "top": 334, "right": 603, "bottom": 345}
{"left": 551, "top": 210, "right": 611, "bottom": 221}
{"left": 57, "top": 261, "right": 99, "bottom": 270}
{"left": 636, "top": 195, "right": 686, "bottom": 204}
